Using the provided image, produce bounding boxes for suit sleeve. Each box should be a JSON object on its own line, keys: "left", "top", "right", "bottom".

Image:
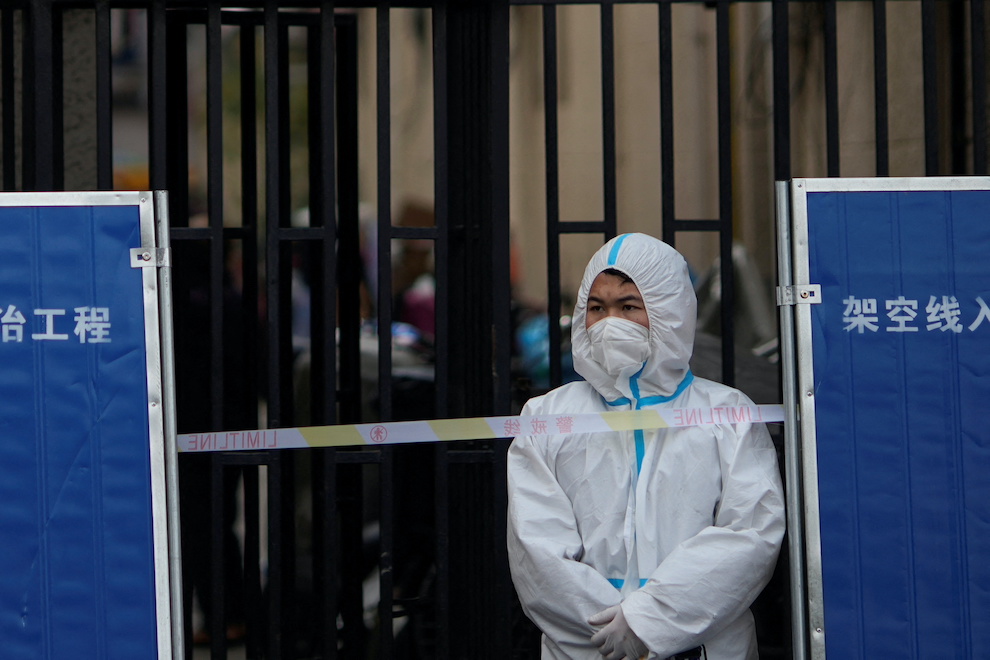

{"left": 506, "top": 401, "right": 621, "bottom": 655}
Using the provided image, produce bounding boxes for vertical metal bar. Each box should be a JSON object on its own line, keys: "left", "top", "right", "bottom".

{"left": 774, "top": 181, "right": 808, "bottom": 660}
{"left": 241, "top": 466, "right": 262, "bottom": 659}
{"left": 205, "top": 6, "right": 227, "bottom": 656}
{"left": 95, "top": 0, "right": 113, "bottom": 190}
{"left": 313, "top": 444, "right": 338, "bottom": 660}
{"left": 433, "top": 3, "right": 449, "bottom": 420}
{"left": 489, "top": 0, "right": 513, "bottom": 653}
{"left": 600, "top": 4, "right": 616, "bottom": 240}
{"left": 312, "top": 5, "right": 339, "bottom": 656}
{"left": 233, "top": 19, "right": 263, "bottom": 659}
{"left": 275, "top": 16, "right": 295, "bottom": 426}
{"left": 658, "top": 1, "right": 674, "bottom": 244}
{"left": 823, "top": 0, "right": 839, "bottom": 177}
{"left": 873, "top": 0, "right": 889, "bottom": 176}
{"left": 264, "top": 0, "right": 282, "bottom": 427}
{"left": 772, "top": 0, "right": 791, "bottom": 183}
{"left": 238, "top": 17, "right": 260, "bottom": 429}
{"left": 278, "top": 15, "right": 297, "bottom": 657}
{"left": 376, "top": 2, "right": 394, "bottom": 423}
{"left": 311, "top": 3, "right": 338, "bottom": 425}
{"left": 266, "top": 453, "right": 284, "bottom": 660}
{"left": 433, "top": 441, "right": 450, "bottom": 660}
{"left": 790, "top": 185, "right": 826, "bottom": 660}
{"left": 491, "top": 0, "right": 511, "bottom": 417}
{"left": 262, "top": 4, "right": 284, "bottom": 658}
{"left": 278, "top": 455, "right": 297, "bottom": 659}
{"left": 162, "top": 17, "right": 192, "bottom": 653}
{"left": 375, "top": 8, "right": 395, "bottom": 656}
{"left": 278, "top": 20, "right": 293, "bottom": 240}
{"left": 334, "top": 21, "right": 366, "bottom": 656}
{"left": 1, "top": 6, "right": 15, "bottom": 191}
{"left": 921, "top": 0, "right": 939, "bottom": 175}
{"left": 973, "top": 0, "right": 987, "bottom": 174}
{"left": 308, "top": 22, "right": 328, "bottom": 416}
{"left": 716, "top": 0, "right": 735, "bottom": 387}
{"left": 492, "top": 440, "right": 513, "bottom": 656}
{"left": 207, "top": 1, "right": 225, "bottom": 431}
{"left": 337, "top": 15, "right": 361, "bottom": 423}
{"left": 432, "top": 7, "right": 451, "bottom": 656}
{"left": 446, "top": 1, "right": 502, "bottom": 419}
{"left": 155, "top": 190, "right": 186, "bottom": 660}
{"left": 148, "top": 0, "right": 168, "bottom": 191}
{"left": 443, "top": 0, "right": 510, "bottom": 650}
{"left": 22, "top": 0, "right": 54, "bottom": 191}
{"left": 378, "top": 448, "right": 395, "bottom": 659}
{"left": 543, "top": 5, "right": 564, "bottom": 389}
{"left": 164, "top": 11, "right": 189, "bottom": 226}
{"left": 209, "top": 458, "right": 227, "bottom": 658}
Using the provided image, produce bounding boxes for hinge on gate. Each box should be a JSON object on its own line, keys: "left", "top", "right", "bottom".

{"left": 130, "top": 247, "right": 171, "bottom": 268}
{"left": 776, "top": 284, "right": 822, "bottom": 306}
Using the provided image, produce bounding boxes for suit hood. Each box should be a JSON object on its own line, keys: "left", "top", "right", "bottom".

{"left": 571, "top": 233, "right": 697, "bottom": 401}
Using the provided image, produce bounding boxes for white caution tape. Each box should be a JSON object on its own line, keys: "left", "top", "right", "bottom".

{"left": 178, "top": 404, "right": 784, "bottom": 453}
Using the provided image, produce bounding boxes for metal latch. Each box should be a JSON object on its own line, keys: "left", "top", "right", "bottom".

{"left": 777, "top": 284, "right": 821, "bottom": 306}
{"left": 130, "top": 247, "right": 171, "bottom": 268}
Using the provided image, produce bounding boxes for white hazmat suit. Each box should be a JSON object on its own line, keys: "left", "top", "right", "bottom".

{"left": 507, "top": 233, "right": 785, "bottom": 659}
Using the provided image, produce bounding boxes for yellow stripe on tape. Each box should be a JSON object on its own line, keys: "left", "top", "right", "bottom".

{"left": 603, "top": 410, "right": 668, "bottom": 432}
{"left": 429, "top": 417, "right": 494, "bottom": 441}
{"left": 298, "top": 424, "right": 366, "bottom": 448}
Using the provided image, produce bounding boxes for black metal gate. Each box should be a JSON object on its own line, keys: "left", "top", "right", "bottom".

{"left": 3, "top": 1, "right": 988, "bottom": 658}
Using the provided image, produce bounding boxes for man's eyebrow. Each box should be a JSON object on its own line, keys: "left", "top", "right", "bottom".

{"left": 587, "top": 293, "right": 643, "bottom": 303}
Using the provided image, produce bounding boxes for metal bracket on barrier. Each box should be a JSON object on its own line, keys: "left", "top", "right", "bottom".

{"left": 130, "top": 247, "right": 170, "bottom": 268}
{"left": 777, "top": 284, "right": 821, "bottom": 306}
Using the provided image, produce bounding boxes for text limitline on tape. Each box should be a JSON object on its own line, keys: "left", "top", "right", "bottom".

{"left": 178, "top": 404, "right": 785, "bottom": 453}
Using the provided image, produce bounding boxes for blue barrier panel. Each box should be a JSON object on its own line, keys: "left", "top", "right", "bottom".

{"left": 0, "top": 196, "right": 171, "bottom": 658}
{"left": 792, "top": 180, "right": 990, "bottom": 659}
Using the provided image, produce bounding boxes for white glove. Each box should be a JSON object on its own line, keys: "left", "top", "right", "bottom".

{"left": 588, "top": 604, "right": 649, "bottom": 660}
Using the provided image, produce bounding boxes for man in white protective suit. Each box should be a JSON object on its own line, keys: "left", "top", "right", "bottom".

{"left": 507, "top": 233, "right": 785, "bottom": 660}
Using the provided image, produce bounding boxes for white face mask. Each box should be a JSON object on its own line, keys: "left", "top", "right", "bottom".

{"left": 586, "top": 317, "right": 651, "bottom": 378}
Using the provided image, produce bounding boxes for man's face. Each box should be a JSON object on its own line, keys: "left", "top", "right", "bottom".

{"left": 585, "top": 271, "right": 650, "bottom": 330}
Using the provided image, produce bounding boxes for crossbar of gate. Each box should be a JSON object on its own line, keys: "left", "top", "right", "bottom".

{"left": 2, "top": 2, "right": 988, "bottom": 659}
